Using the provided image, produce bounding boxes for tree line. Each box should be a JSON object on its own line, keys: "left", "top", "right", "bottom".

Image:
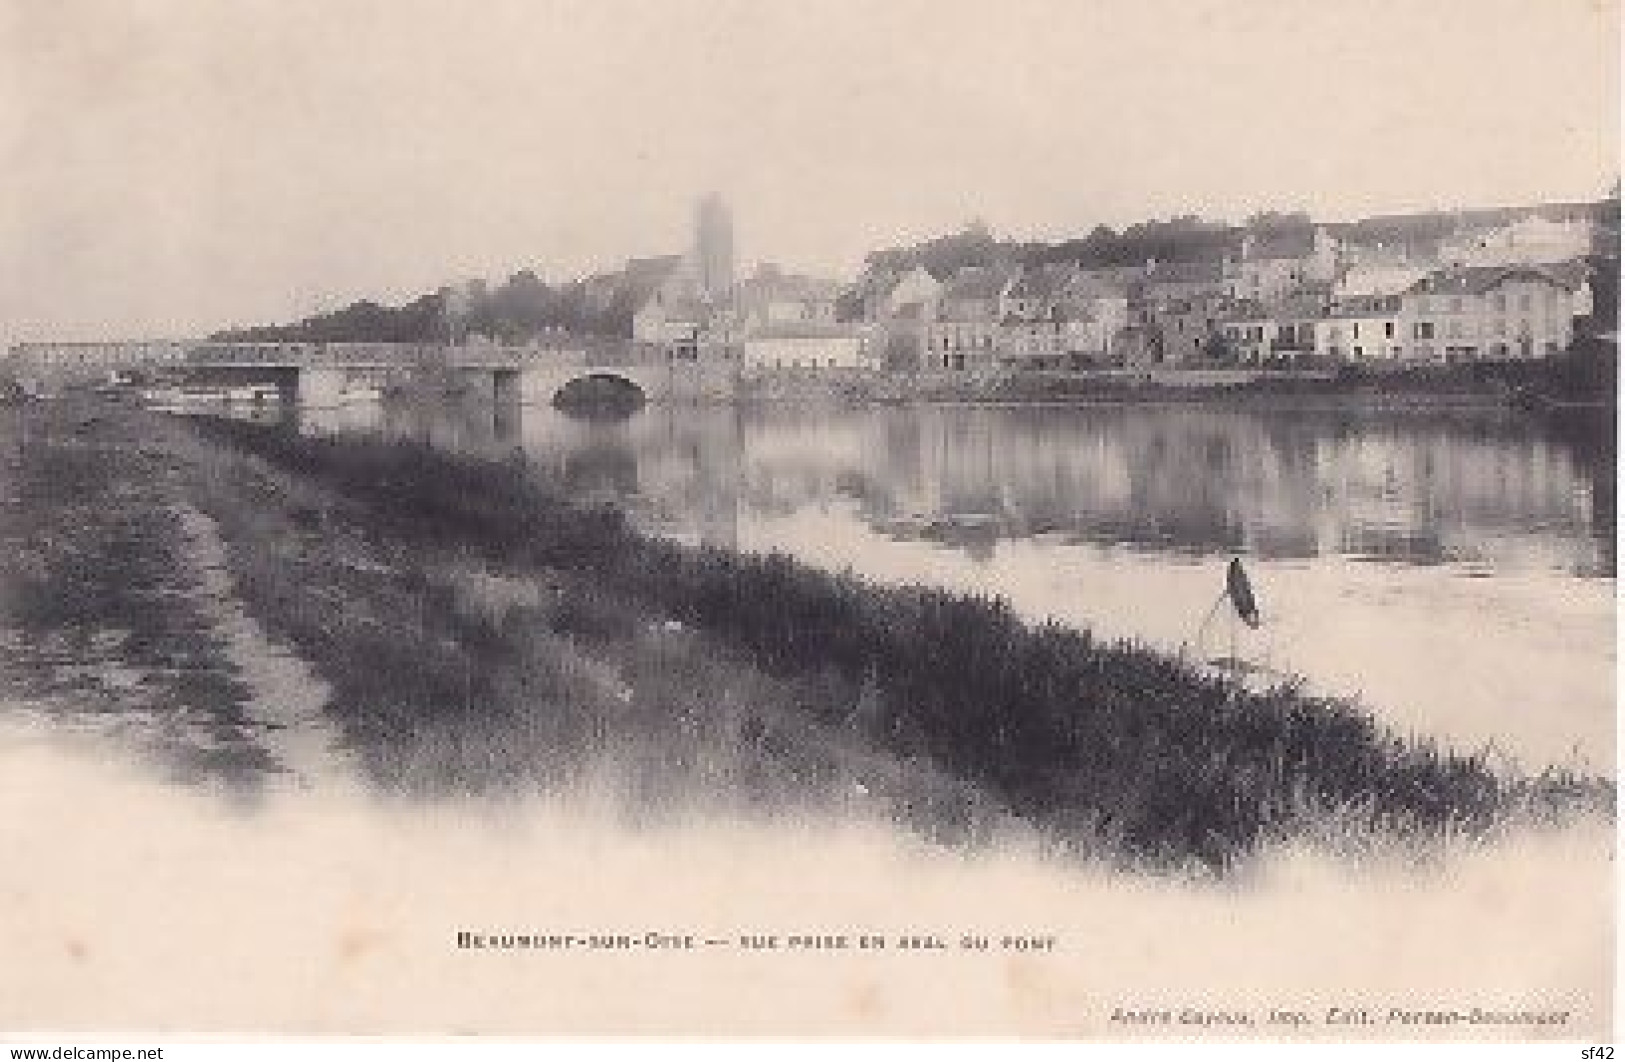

{"left": 215, "top": 195, "right": 1615, "bottom": 345}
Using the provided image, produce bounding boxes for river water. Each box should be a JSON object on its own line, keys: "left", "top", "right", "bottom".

{"left": 304, "top": 395, "right": 1616, "bottom": 772}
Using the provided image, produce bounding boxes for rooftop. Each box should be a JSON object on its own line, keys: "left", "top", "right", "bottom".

{"left": 1405, "top": 263, "right": 1585, "bottom": 298}
{"left": 942, "top": 266, "right": 1016, "bottom": 302}
{"left": 1008, "top": 263, "right": 1079, "bottom": 302}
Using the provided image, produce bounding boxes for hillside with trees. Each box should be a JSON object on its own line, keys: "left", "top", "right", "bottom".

{"left": 214, "top": 269, "right": 625, "bottom": 345}
{"left": 213, "top": 197, "right": 1614, "bottom": 345}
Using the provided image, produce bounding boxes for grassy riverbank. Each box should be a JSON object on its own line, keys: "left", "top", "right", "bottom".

{"left": 162, "top": 409, "right": 1610, "bottom": 870}
{"left": 0, "top": 399, "right": 276, "bottom": 783}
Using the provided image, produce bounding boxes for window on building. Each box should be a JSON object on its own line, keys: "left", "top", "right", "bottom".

{"left": 1384, "top": 321, "right": 1395, "bottom": 339}
{"left": 1413, "top": 321, "right": 1435, "bottom": 340}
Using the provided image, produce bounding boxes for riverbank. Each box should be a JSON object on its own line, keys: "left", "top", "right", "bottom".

{"left": 162, "top": 405, "right": 1610, "bottom": 869}
{"left": 742, "top": 376, "right": 1523, "bottom": 411}
{"left": 0, "top": 397, "right": 1611, "bottom": 871}
{"left": 0, "top": 398, "right": 269, "bottom": 787}
{"left": 736, "top": 370, "right": 1521, "bottom": 410}
{"left": 735, "top": 346, "right": 1619, "bottom": 412}
{"left": 0, "top": 396, "right": 357, "bottom": 794}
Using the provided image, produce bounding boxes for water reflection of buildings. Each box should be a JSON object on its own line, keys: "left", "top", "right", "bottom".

{"left": 373, "top": 397, "right": 745, "bottom": 549}
{"left": 346, "top": 394, "right": 1608, "bottom": 577}
{"left": 510, "top": 403, "right": 741, "bottom": 550}
{"left": 377, "top": 393, "right": 524, "bottom": 458}
{"left": 740, "top": 406, "right": 1608, "bottom": 574}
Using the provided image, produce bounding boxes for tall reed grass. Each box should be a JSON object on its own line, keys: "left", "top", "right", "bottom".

{"left": 182, "top": 414, "right": 1614, "bottom": 868}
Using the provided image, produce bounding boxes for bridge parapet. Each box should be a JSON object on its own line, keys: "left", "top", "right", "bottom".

{"left": 180, "top": 340, "right": 630, "bottom": 370}
{"left": 184, "top": 342, "right": 445, "bottom": 367}
{"left": 10, "top": 334, "right": 690, "bottom": 386}
{"left": 446, "top": 346, "right": 589, "bottom": 370}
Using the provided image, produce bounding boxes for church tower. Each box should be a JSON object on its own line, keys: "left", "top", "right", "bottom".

{"left": 694, "top": 193, "right": 735, "bottom": 305}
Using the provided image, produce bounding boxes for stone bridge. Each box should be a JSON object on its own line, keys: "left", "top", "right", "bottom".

{"left": 8, "top": 338, "right": 737, "bottom": 404}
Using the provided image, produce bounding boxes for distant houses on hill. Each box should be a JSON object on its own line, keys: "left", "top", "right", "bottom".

{"left": 845, "top": 204, "right": 1607, "bottom": 374}
{"left": 187, "top": 195, "right": 1613, "bottom": 378}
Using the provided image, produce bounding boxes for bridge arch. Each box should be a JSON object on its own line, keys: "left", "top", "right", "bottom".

{"left": 551, "top": 371, "right": 648, "bottom": 417}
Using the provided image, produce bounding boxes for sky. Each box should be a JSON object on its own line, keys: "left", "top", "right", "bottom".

{"left": 0, "top": 0, "right": 1618, "bottom": 340}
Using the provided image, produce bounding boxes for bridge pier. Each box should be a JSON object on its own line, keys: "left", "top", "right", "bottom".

{"left": 297, "top": 367, "right": 349, "bottom": 407}
{"left": 451, "top": 368, "right": 492, "bottom": 403}
{"left": 492, "top": 368, "right": 521, "bottom": 405}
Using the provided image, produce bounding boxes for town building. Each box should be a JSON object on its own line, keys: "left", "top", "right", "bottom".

{"left": 1003, "top": 262, "right": 1077, "bottom": 320}
{"left": 1147, "top": 293, "right": 1231, "bottom": 366}
{"left": 1219, "top": 291, "right": 1329, "bottom": 364}
{"left": 1332, "top": 257, "right": 1433, "bottom": 304}
{"left": 626, "top": 255, "right": 708, "bottom": 359}
{"left": 1312, "top": 295, "right": 1407, "bottom": 363}
{"left": 996, "top": 312, "right": 1066, "bottom": 369}
{"left": 873, "top": 266, "right": 944, "bottom": 320}
{"left": 854, "top": 266, "right": 946, "bottom": 371}
{"left": 1212, "top": 257, "right": 1593, "bottom": 367}
{"left": 997, "top": 264, "right": 1074, "bottom": 369}
{"left": 1140, "top": 259, "right": 1226, "bottom": 309}
{"left": 740, "top": 322, "right": 874, "bottom": 371}
{"left": 1393, "top": 264, "right": 1587, "bottom": 363}
{"left": 1057, "top": 272, "right": 1133, "bottom": 364}
{"left": 733, "top": 264, "right": 842, "bottom": 330}
{"left": 839, "top": 198, "right": 1604, "bottom": 377}
{"left": 923, "top": 265, "right": 1016, "bottom": 371}
{"left": 1223, "top": 227, "right": 1339, "bottom": 305}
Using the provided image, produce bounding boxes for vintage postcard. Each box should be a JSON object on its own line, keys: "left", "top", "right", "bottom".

{"left": 0, "top": 0, "right": 1616, "bottom": 1044}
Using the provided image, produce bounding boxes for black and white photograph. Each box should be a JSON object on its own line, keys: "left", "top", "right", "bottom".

{"left": 0, "top": 0, "right": 1617, "bottom": 1045}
